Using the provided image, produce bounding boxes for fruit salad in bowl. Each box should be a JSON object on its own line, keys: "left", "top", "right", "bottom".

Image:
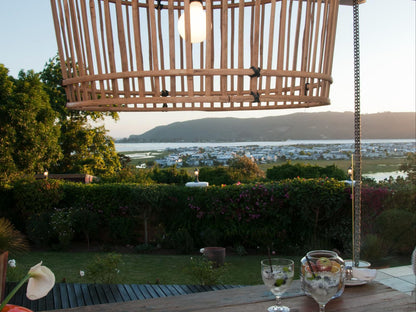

{"left": 300, "top": 250, "right": 345, "bottom": 299}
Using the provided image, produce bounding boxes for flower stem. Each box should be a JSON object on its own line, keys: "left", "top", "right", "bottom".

{"left": 0, "top": 273, "right": 31, "bottom": 311}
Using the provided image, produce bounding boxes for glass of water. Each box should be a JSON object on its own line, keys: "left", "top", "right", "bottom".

{"left": 261, "top": 258, "right": 294, "bottom": 312}
{"left": 301, "top": 259, "right": 343, "bottom": 312}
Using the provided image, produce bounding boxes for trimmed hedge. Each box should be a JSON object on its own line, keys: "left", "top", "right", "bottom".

{"left": 1, "top": 178, "right": 414, "bottom": 256}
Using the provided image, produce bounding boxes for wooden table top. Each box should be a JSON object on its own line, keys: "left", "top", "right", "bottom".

{"left": 46, "top": 281, "right": 416, "bottom": 312}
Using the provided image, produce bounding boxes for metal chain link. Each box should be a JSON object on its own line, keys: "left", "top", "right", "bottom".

{"left": 353, "top": 0, "right": 362, "bottom": 267}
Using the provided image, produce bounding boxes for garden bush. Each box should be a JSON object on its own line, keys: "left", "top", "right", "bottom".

{"left": 375, "top": 209, "right": 416, "bottom": 255}
{"left": 266, "top": 162, "right": 347, "bottom": 180}
{"left": 361, "top": 234, "right": 388, "bottom": 262}
{"left": 85, "top": 253, "right": 123, "bottom": 283}
{"left": 2, "top": 177, "right": 413, "bottom": 258}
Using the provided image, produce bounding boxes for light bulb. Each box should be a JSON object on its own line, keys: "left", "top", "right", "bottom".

{"left": 178, "top": 1, "right": 207, "bottom": 43}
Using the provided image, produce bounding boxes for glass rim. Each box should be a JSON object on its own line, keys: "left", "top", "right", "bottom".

{"left": 306, "top": 250, "right": 338, "bottom": 259}
{"left": 260, "top": 258, "right": 294, "bottom": 266}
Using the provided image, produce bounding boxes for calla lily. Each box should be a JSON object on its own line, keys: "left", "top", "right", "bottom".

{"left": 26, "top": 262, "right": 55, "bottom": 300}
{"left": 0, "top": 262, "right": 55, "bottom": 311}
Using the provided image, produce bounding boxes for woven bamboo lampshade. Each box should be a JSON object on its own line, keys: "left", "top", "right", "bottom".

{"left": 50, "top": 0, "right": 365, "bottom": 112}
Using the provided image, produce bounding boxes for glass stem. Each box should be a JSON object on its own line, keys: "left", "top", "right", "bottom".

{"left": 319, "top": 304, "right": 326, "bottom": 312}
{"left": 275, "top": 295, "right": 281, "bottom": 306}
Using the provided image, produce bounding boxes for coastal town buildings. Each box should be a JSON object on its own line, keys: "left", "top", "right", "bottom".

{"left": 149, "top": 142, "right": 415, "bottom": 168}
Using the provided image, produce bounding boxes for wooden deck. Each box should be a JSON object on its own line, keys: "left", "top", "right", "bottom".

{"left": 5, "top": 282, "right": 245, "bottom": 312}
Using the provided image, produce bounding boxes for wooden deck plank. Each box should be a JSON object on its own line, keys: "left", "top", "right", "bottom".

{"left": 5, "top": 282, "right": 246, "bottom": 311}
{"left": 143, "top": 284, "right": 161, "bottom": 298}
{"left": 80, "top": 284, "right": 93, "bottom": 306}
{"left": 108, "top": 284, "right": 124, "bottom": 302}
{"left": 52, "top": 285, "right": 62, "bottom": 309}
{"left": 92, "top": 284, "right": 108, "bottom": 304}
{"left": 150, "top": 285, "right": 169, "bottom": 297}
{"left": 165, "top": 285, "right": 181, "bottom": 296}
{"left": 73, "top": 284, "right": 86, "bottom": 307}
{"left": 37, "top": 297, "right": 47, "bottom": 312}
{"left": 137, "top": 284, "right": 153, "bottom": 299}
{"left": 130, "top": 284, "right": 147, "bottom": 300}
{"left": 177, "top": 285, "right": 195, "bottom": 294}
{"left": 185, "top": 284, "right": 201, "bottom": 293}
{"left": 100, "top": 284, "right": 116, "bottom": 303}
{"left": 86, "top": 284, "right": 101, "bottom": 305}
{"left": 45, "top": 290, "right": 55, "bottom": 310}
{"left": 122, "top": 284, "right": 139, "bottom": 301}
{"left": 172, "top": 285, "right": 189, "bottom": 296}
{"left": 59, "top": 283, "right": 70, "bottom": 309}
{"left": 42, "top": 282, "right": 416, "bottom": 312}
{"left": 66, "top": 283, "right": 78, "bottom": 308}
{"left": 116, "top": 284, "right": 134, "bottom": 301}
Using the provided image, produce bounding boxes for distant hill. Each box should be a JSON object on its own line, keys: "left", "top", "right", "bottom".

{"left": 117, "top": 112, "right": 416, "bottom": 142}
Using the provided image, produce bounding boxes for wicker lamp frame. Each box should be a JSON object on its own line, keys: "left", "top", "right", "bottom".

{"left": 50, "top": 0, "right": 362, "bottom": 112}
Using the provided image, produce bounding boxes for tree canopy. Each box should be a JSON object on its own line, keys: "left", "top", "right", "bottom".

{"left": 40, "top": 56, "right": 121, "bottom": 176}
{"left": 0, "top": 65, "right": 61, "bottom": 181}
{"left": 0, "top": 58, "right": 121, "bottom": 183}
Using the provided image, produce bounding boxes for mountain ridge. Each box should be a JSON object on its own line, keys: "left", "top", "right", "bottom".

{"left": 117, "top": 112, "right": 415, "bottom": 142}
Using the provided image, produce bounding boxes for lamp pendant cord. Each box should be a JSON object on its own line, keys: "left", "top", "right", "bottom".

{"left": 353, "top": 0, "right": 362, "bottom": 268}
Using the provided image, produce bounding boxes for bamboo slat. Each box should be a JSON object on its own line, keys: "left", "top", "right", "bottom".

{"left": 205, "top": 0, "right": 213, "bottom": 95}
{"left": 50, "top": 0, "right": 344, "bottom": 112}
{"left": 184, "top": 0, "right": 194, "bottom": 98}
{"left": 168, "top": 0, "right": 176, "bottom": 96}
{"left": 220, "top": 0, "right": 228, "bottom": 98}
{"left": 103, "top": 0, "right": 118, "bottom": 97}
{"left": 132, "top": 0, "right": 145, "bottom": 97}
{"left": 80, "top": 0, "right": 97, "bottom": 100}
{"left": 115, "top": 0, "right": 130, "bottom": 96}
{"left": 250, "top": 0, "right": 260, "bottom": 93}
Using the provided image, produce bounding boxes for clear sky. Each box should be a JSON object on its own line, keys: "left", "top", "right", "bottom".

{"left": 0, "top": 0, "right": 414, "bottom": 138}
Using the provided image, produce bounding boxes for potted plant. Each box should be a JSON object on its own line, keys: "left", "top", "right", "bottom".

{"left": 0, "top": 218, "right": 29, "bottom": 303}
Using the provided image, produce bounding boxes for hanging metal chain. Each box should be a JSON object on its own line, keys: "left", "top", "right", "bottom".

{"left": 353, "top": 0, "right": 362, "bottom": 267}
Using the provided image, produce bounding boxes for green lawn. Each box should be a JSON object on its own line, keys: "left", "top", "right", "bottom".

{"left": 7, "top": 251, "right": 302, "bottom": 285}
{"left": 7, "top": 250, "right": 411, "bottom": 285}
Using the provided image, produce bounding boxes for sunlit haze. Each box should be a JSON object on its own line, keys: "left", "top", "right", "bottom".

{"left": 0, "top": 0, "right": 414, "bottom": 138}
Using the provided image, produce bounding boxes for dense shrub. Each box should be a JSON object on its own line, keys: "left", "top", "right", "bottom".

{"left": 266, "top": 162, "right": 347, "bottom": 180}
{"left": 85, "top": 253, "right": 123, "bottom": 283}
{"left": 1, "top": 178, "right": 414, "bottom": 258}
{"left": 151, "top": 166, "right": 192, "bottom": 184}
{"left": 361, "top": 234, "right": 388, "bottom": 262}
{"left": 375, "top": 209, "right": 416, "bottom": 255}
{"left": 185, "top": 178, "right": 350, "bottom": 254}
{"left": 199, "top": 156, "right": 265, "bottom": 185}
{"left": 199, "top": 167, "right": 234, "bottom": 185}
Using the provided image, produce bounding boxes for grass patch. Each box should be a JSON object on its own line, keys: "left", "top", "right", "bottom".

{"left": 8, "top": 251, "right": 301, "bottom": 285}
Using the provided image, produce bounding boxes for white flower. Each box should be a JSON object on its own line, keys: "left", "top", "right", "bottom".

{"left": 8, "top": 259, "right": 16, "bottom": 268}
{"left": 200, "top": 248, "right": 205, "bottom": 254}
{"left": 80, "top": 270, "right": 85, "bottom": 277}
{"left": 26, "top": 262, "right": 55, "bottom": 300}
{"left": 0, "top": 261, "right": 55, "bottom": 311}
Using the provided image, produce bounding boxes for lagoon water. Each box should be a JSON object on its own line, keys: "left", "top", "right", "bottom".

{"left": 363, "top": 171, "right": 408, "bottom": 181}
{"left": 114, "top": 139, "right": 414, "bottom": 152}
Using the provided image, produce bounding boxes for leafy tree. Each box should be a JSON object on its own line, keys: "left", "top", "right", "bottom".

{"left": 151, "top": 165, "right": 191, "bottom": 184}
{"left": 399, "top": 152, "right": 416, "bottom": 184}
{"left": 228, "top": 156, "right": 265, "bottom": 182}
{"left": 0, "top": 65, "right": 61, "bottom": 182}
{"left": 199, "top": 166, "right": 234, "bottom": 185}
{"left": 0, "top": 64, "right": 16, "bottom": 179}
{"left": 40, "top": 56, "right": 121, "bottom": 176}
